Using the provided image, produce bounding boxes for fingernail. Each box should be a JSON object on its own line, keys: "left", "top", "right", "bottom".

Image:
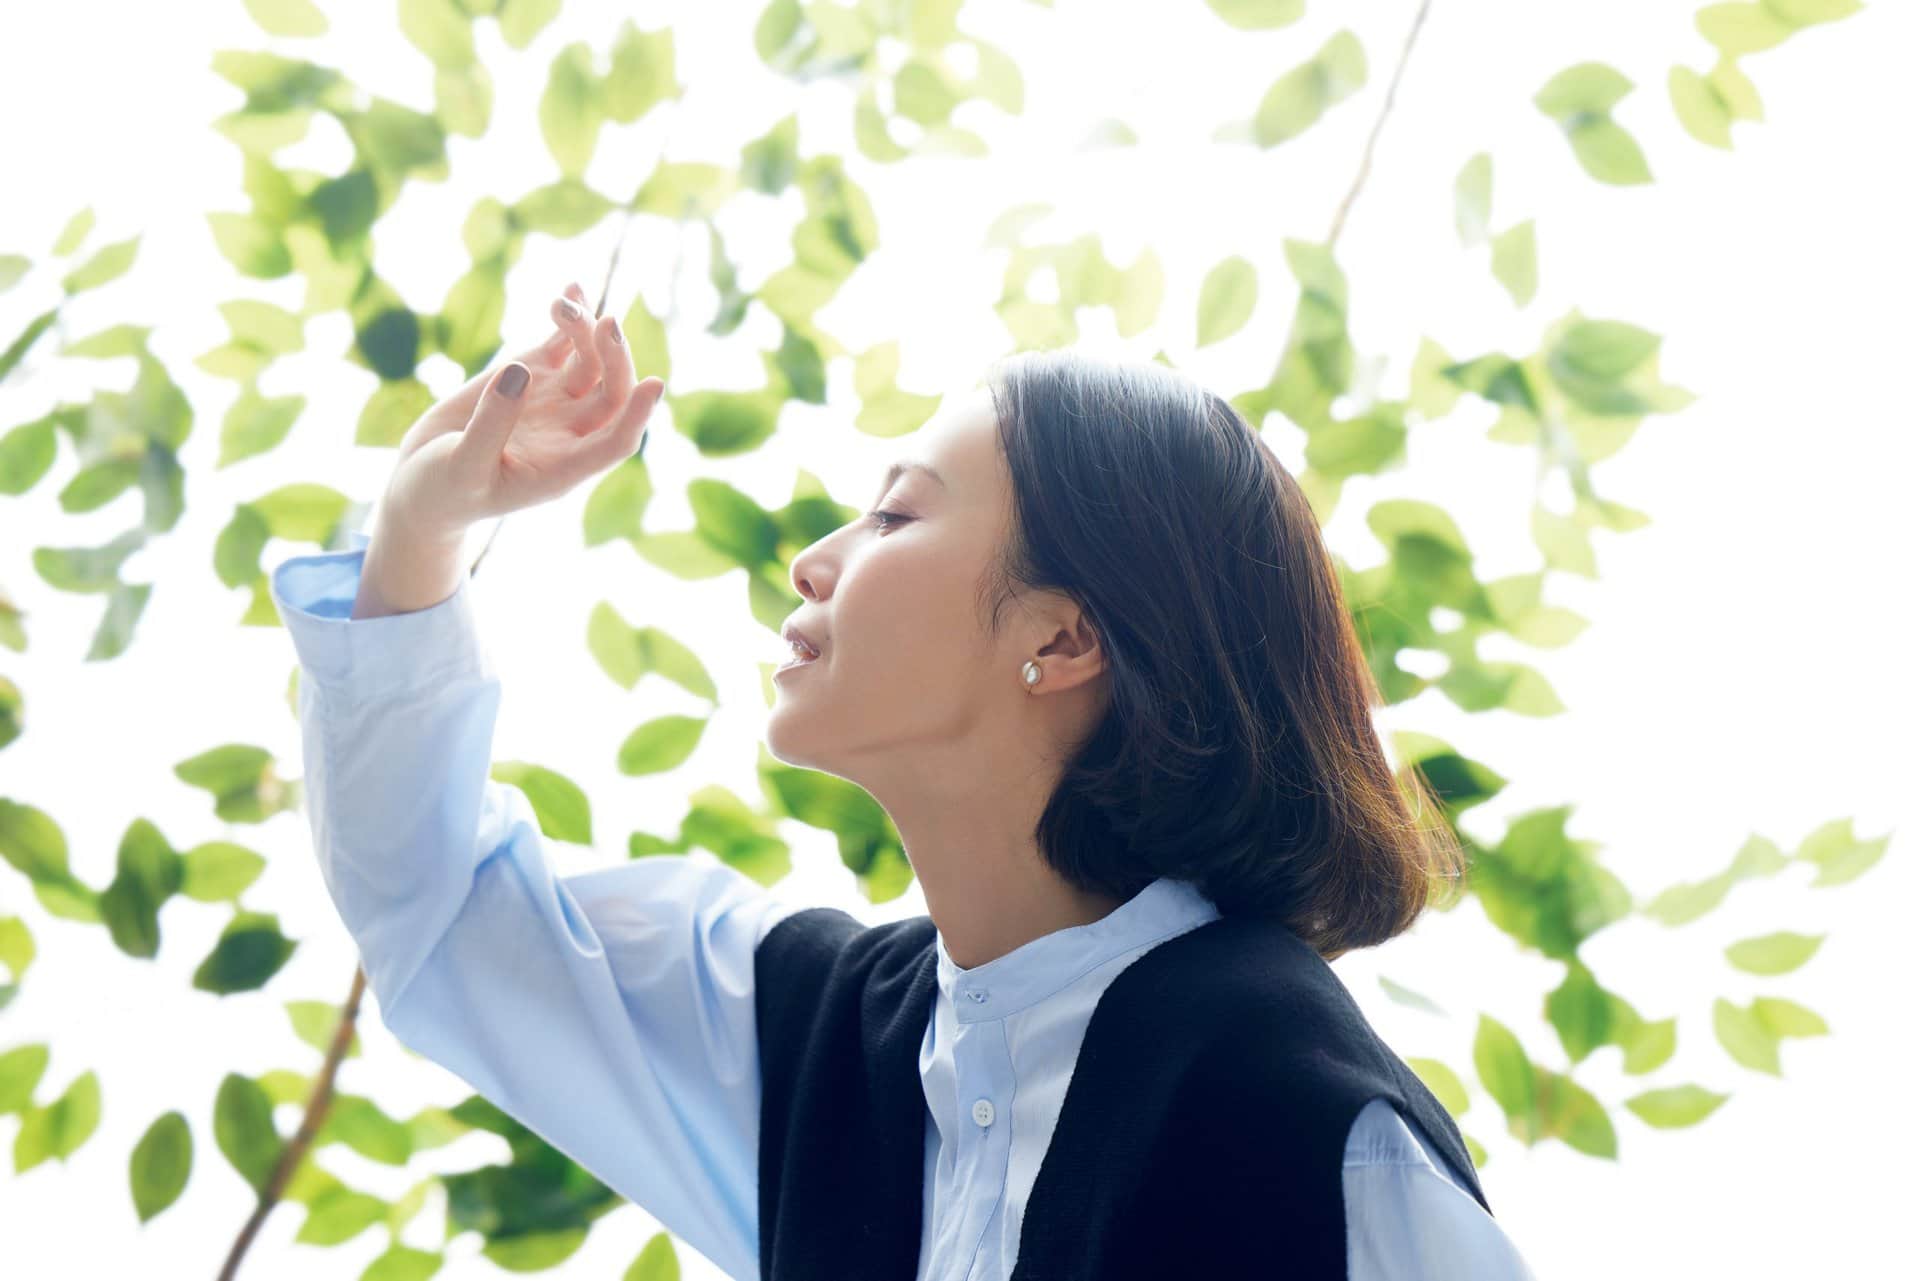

{"left": 610, "top": 318, "right": 624, "bottom": 345}
{"left": 558, "top": 297, "right": 583, "bottom": 321}
{"left": 500, "top": 364, "right": 529, "bottom": 399}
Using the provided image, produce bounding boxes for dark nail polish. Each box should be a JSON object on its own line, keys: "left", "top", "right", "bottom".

{"left": 500, "top": 364, "right": 529, "bottom": 399}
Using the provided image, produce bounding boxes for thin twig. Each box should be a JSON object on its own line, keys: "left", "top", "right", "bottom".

{"left": 214, "top": 966, "right": 367, "bottom": 1281}
{"left": 1326, "top": 0, "right": 1436, "bottom": 250}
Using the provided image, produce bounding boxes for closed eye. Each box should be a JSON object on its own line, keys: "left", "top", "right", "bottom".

{"left": 866, "top": 508, "right": 911, "bottom": 530}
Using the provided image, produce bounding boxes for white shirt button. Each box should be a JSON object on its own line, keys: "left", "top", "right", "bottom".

{"left": 972, "top": 1098, "right": 995, "bottom": 1127}
{"left": 966, "top": 988, "right": 989, "bottom": 1004}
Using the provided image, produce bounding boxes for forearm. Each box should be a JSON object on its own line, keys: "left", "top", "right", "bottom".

{"left": 351, "top": 508, "right": 470, "bottom": 620}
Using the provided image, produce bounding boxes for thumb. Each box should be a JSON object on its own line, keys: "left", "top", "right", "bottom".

{"left": 452, "top": 362, "right": 530, "bottom": 468}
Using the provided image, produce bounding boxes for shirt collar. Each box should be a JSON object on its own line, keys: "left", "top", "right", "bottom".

{"left": 933, "top": 876, "right": 1220, "bottom": 1023}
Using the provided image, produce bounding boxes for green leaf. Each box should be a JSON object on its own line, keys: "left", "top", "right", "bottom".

{"left": 1620, "top": 1016, "right": 1677, "bottom": 1075}
{"left": 1554, "top": 319, "right": 1660, "bottom": 378}
{"left": 894, "top": 58, "right": 960, "bottom": 126}
{"left": 129, "top": 1111, "right": 193, "bottom": 1223}
{"left": 13, "top": 1069, "right": 101, "bottom": 1171}
{"left": 633, "top": 162, "right": 740, "bottom": 220}
{"left": 0, "top": 1044, "right": 49, "bottom": 1114}
{"left": 61, "top": 234, "right": 141, "bottom": 294}
{"left": 213, "top": 1073, "right": 281, "bottom": 1194}
{"left": 1534, "top": 62, "right": 1634, "bottom": 117}
{"left": 399, "top": 0, "right": 474, "bottom": 70}
{"left": 52, "top": 208, "right": 95, "bottom": 256}
{"left": 58, "top": 456, "right": 142, "bottom": 514}
{"left": 208, "top": 212, "right": 292, "bottom": 278}
{"left": 1794, "top": 816, "right": 1890, "bottom": 886}
{"left": 1723, "top": 929, "right": 1823, "bottom": 975}
{"left": 1624, "top": 1085, "right": 1728, "bottom": 1129}
{"left": 0, "top": 798, "right": 71, "bottom": 882}
{"left": 1473, "top": 1014, "right": 1536, "bottom": 1127}
{"left": 435, "top": 60, "right": 493, "bottom": 136}
{"left": 1567, "top": 118, "right": 1654, "bottom": 185}
{"left": 363, "top": 1244, "right": 445, "bottom": 1281}
{"left": 1753, "top": 995, "right": 1829, "bottom": 1038}
{"left": 180, "top": 841, "right": 267, "bottom": 902}
{"left": 483, "top": 1228, "right": 589, "bottom": 1271}
{"left": 1764, "top": 0, "right": 1863, "bottom": 23}
{"left": 623, "top": 1232, "right": 680, "bottom": 1281}
{"left": 1378, "top": 974, "right": 1448, "bottom": 1017}
{"left": 286, "top": 999, "right": 361, "bottom": 1058}
{"left": 1697, "top": 2, "right": 1795, "bottom": 53}
{"left": 297, "top": 1185, "right": 390, "bottom": 1245}
{"left": 1710, "top": 57, "right": 1765, "bottom": 122}
{"left": 243, "top": 0, "right": 328, "bottom": 37}
{"left": 540, "top": 43, "right": 604, "bottom": 179}
{"left": 63, "top": 323, "right": 153, "bottom": 358}
{"left": 322, "top": 1093, "right": 415, "bottom": 1165}
{"left": 1712, "top": 997, "right": 1780, "bottom": 1075}
{"left": 1669, "top": 65, "right": 1732, "bottom": 148}
{"left": 742, "top": 113, "right": 800, "bottom": 195}
{"left": 220, "top": 299, "right": 305, "bottom": 355}
{"left": 1206, "top": 0, "right": 1306, "bottom": 29}
{"left": 1197, "top": 255, "right": 1257, "bottom": 347}
{"left": 0, "top": 916, "right": 33, "bottom": 983}
{"left": 492, "top": 762, "right": 593, "bottom": 844}
{"left": 192, "top": 911, "right": 298, "bottom": 994}
{"left": 606, "top": 23, "right": 677, "bottom": 123}
{"left": 357, "top": 378, "right": 436, "bottom": 448}
{"left": 1536, "top": 1068, "right": 1616, "bottom": 1157}
{"left": 620, "top": 293, "right": 671, "bottom": 386}
{"left": 250, "top": 482, "right": 350, "bottom": 543}
{"left": 617, "top": 715, "right": 707, "bottom": 775}
{"left": 0, "top": 416, "right": 59, "bottom": 495}
{"left": 1535, "top": 64, "right": 1652, "bottom": 185}
{"left": 1489, "top": 220, "right": 1536, "bottom": 305}
{"left": 1454, "top": 152, "right": 1492, "bottom": 246}
{"left": 1253, "top": 30, "right": 1366, "bottom": 147}
{"left": 219, "top": 385, "right": 304, "bottom": 468}
{"left": 670, "top": 387, "right": 781, "bottom": 456}
{"left": 98, "top": 819, "right": 185, "bottom": 959}
{"left": 499, "top": 0, "right": 563, "bottom": 49}
{"left": 1543, "top": 960, "right": 1613, "bottom": 1064}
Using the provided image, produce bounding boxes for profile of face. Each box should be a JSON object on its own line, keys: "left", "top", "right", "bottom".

{"left": 766, "top": 383, "right": 1105, "bottom": 798}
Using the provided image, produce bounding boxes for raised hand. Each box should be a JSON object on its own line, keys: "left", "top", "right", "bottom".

{"left": 381, "top": 281, "right": 666, "bottom": 539}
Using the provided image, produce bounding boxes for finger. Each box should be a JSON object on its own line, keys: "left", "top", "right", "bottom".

{"left": 516, "top": 281, "right": 594, "bottom": 370}
{"left": 554, "top": 293, "right": 601, "bottom": 397}
{"left": 593, "top": 314, "right": 636, "bottom": 415}
{"left": 567, "top": 375, "right": 665, "bottom": 484}
{"left": 450, "top": 361, "right": 530, "bottom": 472}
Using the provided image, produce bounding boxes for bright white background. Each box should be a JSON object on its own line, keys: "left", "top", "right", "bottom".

{"left": 2, "top": 1, "right": 1916, "bottom": 1277}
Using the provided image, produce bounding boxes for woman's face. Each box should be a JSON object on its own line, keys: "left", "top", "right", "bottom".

{"left": 767, "top": 385, "right": 1042, "bottom": 782}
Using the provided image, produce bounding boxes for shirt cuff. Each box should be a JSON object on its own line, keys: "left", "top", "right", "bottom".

{"left": 269, "top": 527, "right": 491, "bottom": 699}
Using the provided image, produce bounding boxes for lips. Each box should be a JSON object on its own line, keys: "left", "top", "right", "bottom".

{"left": 781, "top": 621, "right": 822, "bottom": 658}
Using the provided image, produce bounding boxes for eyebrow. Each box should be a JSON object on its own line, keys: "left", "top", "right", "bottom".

{"left": 876, "top": 460, "right": 948, "bottom": 497}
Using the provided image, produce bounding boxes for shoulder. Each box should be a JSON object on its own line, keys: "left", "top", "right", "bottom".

{"left": 758, "top": 905, "right": 934, "bottom": 966}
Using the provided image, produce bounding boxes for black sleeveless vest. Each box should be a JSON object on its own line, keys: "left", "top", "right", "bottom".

{"left": 754, "top": 905, "right": 1489, "bottom": 1281}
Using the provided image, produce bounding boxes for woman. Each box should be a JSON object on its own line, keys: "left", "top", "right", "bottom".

{"left": 272, "top": 282, "right": 1539, "bottom": 1280}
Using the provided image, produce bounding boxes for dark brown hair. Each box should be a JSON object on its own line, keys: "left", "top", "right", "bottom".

{"left": 978, "top": 347, "right": 1466, "bottom": 963}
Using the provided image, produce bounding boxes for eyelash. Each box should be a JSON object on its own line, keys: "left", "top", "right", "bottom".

{"left": 865, "top": 508, "right": 911, "bottom": 530}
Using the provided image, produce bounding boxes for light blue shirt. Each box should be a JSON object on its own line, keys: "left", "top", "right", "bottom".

{"left": 271, "top": 532, "right": 1540, "bottom": 1281}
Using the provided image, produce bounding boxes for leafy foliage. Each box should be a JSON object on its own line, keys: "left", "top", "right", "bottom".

{"left": 0, "top": 0, "right": 1885, "bottom": 1275}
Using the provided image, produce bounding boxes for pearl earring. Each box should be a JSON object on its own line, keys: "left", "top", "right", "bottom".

{"left": 1022, "top": 660, "right": 1041, "bottom": 689}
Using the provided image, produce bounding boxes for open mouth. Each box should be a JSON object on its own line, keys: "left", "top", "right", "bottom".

{"left": 775, "top": 638, "right": 821, "bottom": 674}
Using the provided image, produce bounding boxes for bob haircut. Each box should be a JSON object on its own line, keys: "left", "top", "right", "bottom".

{"left": 978, "top": 347, "right": 1466, "bottom": 963}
